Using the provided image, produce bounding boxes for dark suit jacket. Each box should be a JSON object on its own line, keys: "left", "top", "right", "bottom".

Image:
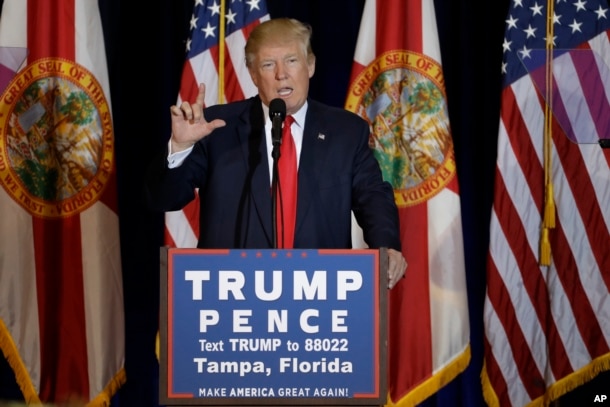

{"left": 146, "top": 96, "right": 400, "bottom": 250}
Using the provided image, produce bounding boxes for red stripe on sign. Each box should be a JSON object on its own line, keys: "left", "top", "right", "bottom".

{"left": 28, "top": 0, "right": 89, "bottom": 402}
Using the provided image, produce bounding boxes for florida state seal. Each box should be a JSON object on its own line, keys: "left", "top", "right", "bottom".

{"left": 0, "top": 57, "right": 114, "bottom": 218}
{"left": 346, "top": 50, "right": 456, "bottom": 207}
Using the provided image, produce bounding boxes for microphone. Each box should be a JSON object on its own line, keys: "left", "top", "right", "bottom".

{"left": 269, "top": 98, "right": 286, "bottom": 248}
{"left": 269, "top": 98, "right": 286, "bottom": 148}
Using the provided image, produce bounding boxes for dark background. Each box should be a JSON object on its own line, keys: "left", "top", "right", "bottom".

{"left": 1, "top": 0, "right": 608, "bottom": 405}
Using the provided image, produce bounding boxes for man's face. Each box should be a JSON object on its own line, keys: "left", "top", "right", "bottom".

{"left": 248, "top": 40, "right": 315, "bottom": 116}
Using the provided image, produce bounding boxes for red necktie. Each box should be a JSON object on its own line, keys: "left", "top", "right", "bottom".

{"left": 277, "top": 115, "right": 297, "bottom": 248}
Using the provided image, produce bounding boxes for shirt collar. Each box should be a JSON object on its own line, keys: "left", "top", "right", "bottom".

{"left": 262, "top": 100, "right": 308, "bottom": 127}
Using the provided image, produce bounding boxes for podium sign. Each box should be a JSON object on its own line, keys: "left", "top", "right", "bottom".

{"left": 159, "top": 248, "right": 388, "bottom": 406}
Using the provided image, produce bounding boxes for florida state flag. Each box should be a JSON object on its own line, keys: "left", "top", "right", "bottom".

{"left": 346, "top": 0, "right": 470, "bottom": 405}
{"left": 0, "top": 0, "right": 125, "bottom": 405}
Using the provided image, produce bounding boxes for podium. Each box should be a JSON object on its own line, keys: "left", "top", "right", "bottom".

{"left": 159, "top": 247, "right": 388, "bottom": 406}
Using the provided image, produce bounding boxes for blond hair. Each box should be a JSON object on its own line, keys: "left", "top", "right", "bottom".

{"left": 245, "top": 18, "right": 315, "bottom": 67}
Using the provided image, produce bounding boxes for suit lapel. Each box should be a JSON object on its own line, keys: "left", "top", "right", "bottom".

{"left": 296, "top": 101, "right": 329, "bottom": 237}
{"left": 238, "top": 98, "right": 274, "bottom": 246}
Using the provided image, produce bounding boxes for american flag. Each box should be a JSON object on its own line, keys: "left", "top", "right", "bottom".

{"left": 483, "top": 0, "right": 610, "bottom": 405}
{"left": 346, "top": 0, "right": 470, "bottom": 405}
{"left": 165, "top": 0, "right": 269, "bottom": 248}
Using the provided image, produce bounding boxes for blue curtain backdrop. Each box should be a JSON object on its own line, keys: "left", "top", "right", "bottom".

{"left": 0, "top": 0, "right": 607, "bottom": 406}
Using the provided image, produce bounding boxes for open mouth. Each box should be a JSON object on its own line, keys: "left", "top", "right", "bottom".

{"left": 278, "top": 87, "right": 293, "bottom": 97}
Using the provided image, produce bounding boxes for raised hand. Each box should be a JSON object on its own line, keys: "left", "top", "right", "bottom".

{"left": 170, "top": 83, "right": 226, "bottom": 153}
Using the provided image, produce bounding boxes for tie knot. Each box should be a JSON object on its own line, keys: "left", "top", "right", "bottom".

{"left": 283, "top": 115, "right": 295, "bottom": 133}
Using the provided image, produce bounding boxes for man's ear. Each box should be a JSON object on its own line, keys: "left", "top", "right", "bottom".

{"left": 308, "top": 56, "right": 316, "bottom": 78}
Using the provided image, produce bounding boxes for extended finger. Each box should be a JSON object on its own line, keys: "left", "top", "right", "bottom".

{"left": 195, "top": 83, "right": 206, "bottom": 106}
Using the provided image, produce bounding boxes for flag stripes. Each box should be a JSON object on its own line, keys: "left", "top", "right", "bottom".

{"left": 484, "top": 1, "right": 610, "bottom": 402}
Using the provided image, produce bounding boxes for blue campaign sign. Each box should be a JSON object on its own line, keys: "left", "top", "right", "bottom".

{"left": 160, "top": 248, "right": 386, "bottom": 405}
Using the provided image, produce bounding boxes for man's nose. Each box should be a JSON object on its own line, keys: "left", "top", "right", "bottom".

{"left": 275, "top": 64, "right": 288, "bottom": 79}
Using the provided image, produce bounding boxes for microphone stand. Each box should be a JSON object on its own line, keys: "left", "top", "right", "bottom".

{"left": 270, "top": 114, "right": 283, "bottom": 249}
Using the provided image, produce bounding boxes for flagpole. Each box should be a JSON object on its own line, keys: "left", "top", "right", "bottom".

{"left": 218, "top": 0, "right": 226, "bottom": 104}
{"left": 540, "top": 0, "right": 555, "bottom": 266}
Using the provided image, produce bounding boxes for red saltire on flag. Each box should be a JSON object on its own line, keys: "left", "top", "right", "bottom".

{"left": 483, "top": 0, "right": 610, "bottom": 405}
{"left": 345, "top": 0, "right": 470, "bottom": 405}
{"left": 0, "top": 0, "right": 125, "bottom": 405}
{"left": 164, "top": 0, "right": 270, "bottom": 248}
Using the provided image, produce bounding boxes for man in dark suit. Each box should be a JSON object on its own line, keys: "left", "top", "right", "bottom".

{"left": 146, "top": 18, "right": 407, "bottom": 288}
